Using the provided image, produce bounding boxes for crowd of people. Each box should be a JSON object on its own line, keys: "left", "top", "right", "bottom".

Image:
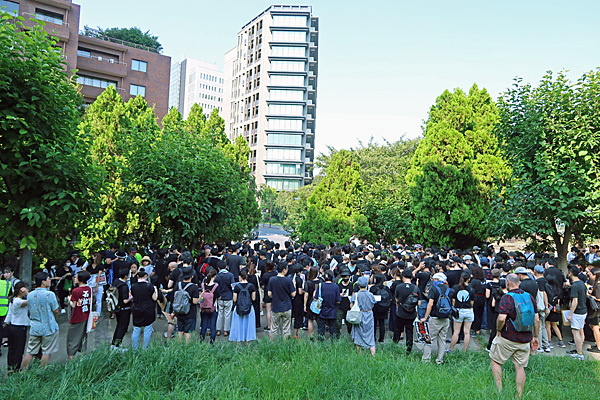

{"left": 1, "top": 240, "right": 599, "bottom": 396}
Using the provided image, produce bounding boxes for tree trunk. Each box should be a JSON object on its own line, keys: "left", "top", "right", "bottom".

{"left": 19, "top": 247, "right": 33, "bottom": 285}
{"left": 552, "top": 223, "right": 571, "bottom": 273}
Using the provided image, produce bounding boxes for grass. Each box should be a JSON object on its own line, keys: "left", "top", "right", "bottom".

{"left": 1, "top": 339, "right": 599, "bottom": 400}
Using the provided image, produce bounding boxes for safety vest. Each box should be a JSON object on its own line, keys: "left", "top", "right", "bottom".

{"left": 0, "top": 280, "right": 11, "bottom": 317}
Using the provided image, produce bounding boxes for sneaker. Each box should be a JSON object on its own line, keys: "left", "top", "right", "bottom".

{"left": 557, "top": 340, "right": 566, "bottom": 348}
{"left": 570, "top": 353, "right": 585, "bottom": 360}
{"left": 445, "top": 349, "right": 453, "bottom": 354}
{"left": 435, "top": 360, "right": 444, "bottom": 365}
{"left": 536, "top": 348, "right": 544, "bottom": 353}
{"left": 547, "top": 344, "right": 554, "bottom": 349}
{"left": 544, "top": 347, "right": 551, "bottom": 353}
{"left": 568, "top": 340, "right": 575, "bottom": 345}
{"left": 588, "top": 347, "right": 600, "bottom": 353}
{"left": 60, "top": 309, "right": 67, "bottom": 314}
{"left": 566, "top": 349, "right": 578, "bottom": 355}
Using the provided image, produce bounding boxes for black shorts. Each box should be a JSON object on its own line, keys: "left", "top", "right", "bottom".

{"left": 177, "top": 316, "right": 197, "bottom": 333}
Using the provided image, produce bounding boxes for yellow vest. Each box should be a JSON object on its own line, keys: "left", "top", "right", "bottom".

{"left": 0, "top": 280, "right": 11, "bottom": 317}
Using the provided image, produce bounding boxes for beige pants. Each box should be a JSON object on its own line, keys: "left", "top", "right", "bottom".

{"left": 422, "top": 317, "right": 449, "bottom": 363}
{"left": 271, "top": 310, "right": 292, "bottom": 338}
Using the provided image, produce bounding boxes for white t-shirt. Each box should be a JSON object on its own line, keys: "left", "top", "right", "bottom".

{"left": 6, "top": 297, "right": 29, "bottom": 326}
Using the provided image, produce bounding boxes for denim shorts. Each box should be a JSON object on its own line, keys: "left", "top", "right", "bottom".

{"left": 454, "top": 308, "right": 474, "bottom": 323}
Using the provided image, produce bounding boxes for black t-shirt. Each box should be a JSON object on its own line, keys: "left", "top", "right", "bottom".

{"left": 571, "top": 280, "right": 588, "bottom": 315}
{"left": 131, "top": 281, "right": 156, "bottom": 327}
{"left": 247, "top": 274, "right": 260, "bottom": 303}
{"left": 267, "top": 275, "right": 295, "bottom": 313}
{"left": 452, "top": 285, "right": 474, "bottom": 309}
{"left": 226, "top": 254, "right": 244, "bottom": 282}
{"left": 260, "top": 271, "right": 278, "bottom": 302}
{"left": 536, "top": 277, "right": 547, "bottom": 292}
{"left": 112, "top": 260, "right": 132, "bottom": 277}
{"left": 470, "top": 279, "right": 485, "bottom": 295}
{"left": 305, "top": 279, "right": 321, "bottom": 306}
{"left": 155, "top": 258, "right": 169, "bottom": 286}
{"left": 337, "top": 279, "right": 354, "bottom": 311}
{"left": 415, "top": 272, "right": 431, "bottom": 299}
{"left": 233, "top": 282, "right": 256, "bottom": 300}
{"left": 395, "top": 282, "right": 421, "bottom": 319}
{"left": 519, "top": 278, "right": 538, "bottom": 299}
{"left": 445, "top": 269, "right": 463, "bottom": 289}
{"left": 544, "top": 267, "right": 565, "bottom": 296}
{"left": 114, "top": 279, "right": 130, "bottom": 309}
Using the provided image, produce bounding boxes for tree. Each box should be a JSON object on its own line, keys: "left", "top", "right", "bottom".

{"left": 274, "top": 178, "right": 320, "bottom": 240}
{"left": 0, "top": 15, "right": 97, "bottom": 282}
{"left": 407, "top": 84, "right": 509, "bottom": 247}
{"left": 410, "top": 163, "right": 487, "bottom": 248}
{"left": 494, "top": 70, "right": 600, "bottom": 270}
{"left": 299, "top": 150, "right": 373, "bottom": 244}
{"left": 318, "top": 138, "right": 419, "bottom": 242}
{"left": 84, "top": 26, "right": 163, "bottom": 53}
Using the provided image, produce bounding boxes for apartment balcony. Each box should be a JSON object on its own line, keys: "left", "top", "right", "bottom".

{"left": 80, "top": 84, "right": 126, "bottom": 101}
{"left": 77, "top": 55, "right": 127, "bottom": 77}
{"left": 22, "top": 12, "right": 70, "bottom": 41}
{"left": 306, "top": 114, "right": 314, "bottom": 120}
{"left": 307, "top": 85, "right": 315, "bottom": 91}
{"left": 306, "top": 128, "right": 314, "bottom": 136}
{"left": 306, "top": 99, "right": 313, "bottom": 106}
{"left": 308, "top": 71, "right": 315, "bottom": 77}
{"left": 310, "top": 26, "right": 317, "bottom": 33}
{"left": 309, "top": 57, "right": 316, "bottom": 63}
{"left": 305, "top": 158, "right": 313, "bottom": 164}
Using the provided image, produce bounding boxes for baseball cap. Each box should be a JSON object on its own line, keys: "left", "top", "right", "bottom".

{"left": 357, "top": 276, "right": 369, "bottom": 287}
{"left": 514, "top": 266, "right": 529, "bottom": 274}
{"left": 534, "top": 265, "right": 545, "bottom": 274}
{"left": 463, "top": 255, "right": 472, "bottom": 260}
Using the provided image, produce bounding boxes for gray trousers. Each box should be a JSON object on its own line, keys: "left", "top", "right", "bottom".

{"left": 216, "top": 300, "right": 233, "bottom": 332}
{"left": 539, "top": 311, "right": 550, "bottom": 347}
{"left": 422, "top": 317, "right": 449, "bottom": 363}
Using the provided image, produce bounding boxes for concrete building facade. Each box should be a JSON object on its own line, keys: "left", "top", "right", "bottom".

{"left": 169, "top": 58, "right": 223, "bottom": 120}
{"left": 2, "top": 0, "right": 171, "bottom": 121}
{"left": 224, "top": 5, "right": 319, "bottom": 190}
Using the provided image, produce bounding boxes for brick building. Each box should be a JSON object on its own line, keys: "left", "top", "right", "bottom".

{"left": 2, "top": 0, "right": 171, "bottom": 121}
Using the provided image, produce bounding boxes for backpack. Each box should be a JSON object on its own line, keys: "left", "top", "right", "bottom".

{"left": 172, "top": 282, "right": 193, "bottom": 315}
{"left": 106, "top": 285, "right": 119, "bottom": 312}
{"left": 400, "top": 284, "right": 419, "bottom": 313}
{"left": 199, "top": 282, "right": 218, "bottom": 312}
{"left": 373, "top": 285, "right": 392, "bottom": 313}
{"left": 535, "top": 287, "right": 545, "bottom": 312}
{"left": 507, "top": 292, "right": 535, "bottom": 332}
{"left": 236, "top": 283, "right": 253, "bottom": 316}
{"left": 422, "top": 274, "right": 434, "bottom": 298}
{"left": 491, "top": 284, "right": 504, "bottom": 313}
{"left": 434, "top": 285, "right": 452, "bottom": 318}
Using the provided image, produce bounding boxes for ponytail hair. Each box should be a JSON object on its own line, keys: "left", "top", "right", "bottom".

{"left": 459, "top": 272, "right": 471, "bottom": 290}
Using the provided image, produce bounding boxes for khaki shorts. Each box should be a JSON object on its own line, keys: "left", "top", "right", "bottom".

{"left": 489, "top": 335, "right": 531, "bottom": 368}
{"left": 27, "top": 331, "right": 60, "bottom": 356}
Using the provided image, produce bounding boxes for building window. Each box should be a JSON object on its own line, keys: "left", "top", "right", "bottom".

{"left": 268, "top": 118, "right": 303, "bottom": 131}
{"left": 268, "top": 104, "right": 303, "bottom": 116}
{"left": 266, "top": 178, "right": 300, "bottom": 191}
{"left": 269, "top": 90, "right": 304, "bottom": 101}
{"left": 266, "top": 148, "right": 302, "bottom": 161}
{"left": 271, "top": 46, "right": 305, "bottom": 58}
{"left": 267, "top": 134, "right": 302, "bottom": 146}
{"left": 266, "top": 163, "right": 301, "bottom": 175}
{"left": 131, "top": 59, "right": 147, "bottom": 72}
{"left": 0, "top": 0, "right": 19, "bottom": 14}
{"left": 269, "top": 74, "right": 304, "bottom": 87}
{"left": 271, "top": 60, "right": 305, "bottom": 72}
{"left": 76, "top": 75, "right": 118, "bottom": 89}
{"left": 130, "top": 84, "right": 146, "bottom": 97}
{"left": 272, "top": 15, "right": 308, "bottom": 27}
{"left": 77, "top": 49, "right": 91, "bottom": 58}
{"left": 271, "top": 30, "right": 306, "bottom": 43}
{"left": 34, "top": 8, "right": 64, "bottom": 25}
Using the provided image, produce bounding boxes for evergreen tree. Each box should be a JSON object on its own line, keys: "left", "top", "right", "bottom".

{"left": 299, "top": 150, "right": 373, "bottom": 244}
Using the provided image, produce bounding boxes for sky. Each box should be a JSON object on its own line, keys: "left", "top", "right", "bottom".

{"left": 76, "top": 0, "right": 600, "bottom": 157}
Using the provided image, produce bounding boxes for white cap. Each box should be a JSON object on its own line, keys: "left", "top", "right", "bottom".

{"left": 433, "top": 272, "right": 447, "bottom": 282}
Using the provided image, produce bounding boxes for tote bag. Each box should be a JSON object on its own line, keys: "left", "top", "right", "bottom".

{"left": 346, "top": 296, "right": 362, "bottom": 325}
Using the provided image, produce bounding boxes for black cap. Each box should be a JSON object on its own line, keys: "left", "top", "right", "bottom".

{"left": 182, "top": 266, "right": 194, "bottom": 279}
{"left": 340, "top": 269, "right": 351, "bottom": 277}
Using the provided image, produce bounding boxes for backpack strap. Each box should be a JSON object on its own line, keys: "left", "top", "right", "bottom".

{"left": 183, "top": 282, "right": 192, "bottom": 291}
{"left": 209, "top": 283, "right": 218, "bottom": 294}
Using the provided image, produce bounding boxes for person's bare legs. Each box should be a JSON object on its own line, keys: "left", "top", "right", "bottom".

{"left": 572, "top": 328, "right": 584, "bottom": 355}
{"left": 490, "top": 358, "right": 503, "bottom": 393}
{"left": 40, "top": 355, "right": 51, "bottom": 367}
{"left": 545, "top": 320, "right": 552, "bottom": 342}
{"left": 355, "top": 344, "right": 361, "bottom": 354}
{"left": 369, "top": 346, "right": 376, "bottom": 357}
{"left": 463, "top": 321, "right": 473, "bottom": 351}
{"left": 551, "top": 322, "right": 562, "bottom": 341}
{"left": 307, "top": 319, "right": 314, "bottom": 335}
{"left": 514, "top": 365, "right": 526, "bottom": 399}
{"left": 21, "top": 353, "right": 33, "bottom": 370}
{"left": 184, "top": 333, "right": 191, "bottom": 343}
{"left": 590, "top": 324, "right": 600, "bottom": 350}
{"left": 266, "top": 303, "right": 272, "bottom": 330}
{"left": 450, "top": 321, "right": 461, "bottom": 351}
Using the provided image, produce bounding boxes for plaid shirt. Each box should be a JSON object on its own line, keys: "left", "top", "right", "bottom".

{"left": 499, "top": 288, "right": 536, "bottom": 344}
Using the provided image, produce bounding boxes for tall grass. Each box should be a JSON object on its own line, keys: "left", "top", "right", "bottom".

{"left": 2, "top": 339, "right": 598, "bottom": 399}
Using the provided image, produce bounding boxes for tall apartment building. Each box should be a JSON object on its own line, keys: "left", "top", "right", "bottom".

{"left": 169, "top": 58, "right": 224, "bottom": 119}
{"left": 223, "top": 5, "right": 319, "bottom": 191}
{"left": 2, "top": 0, "right": 171, "bottom": 121}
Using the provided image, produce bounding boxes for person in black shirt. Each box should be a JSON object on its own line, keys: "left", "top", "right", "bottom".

{"left": 260, "top": 261, "right": 277, "bottom": 331}
{"left": 130, "top": 270, "right": 157, "bottom": 350}
{"left": 515, "top": 266, "right": 538, "bottom": 299}
{"left": 112, "top": 267, "right": 132, "bottom": 349}
{"left": 336, "top": 269, "right": 354, "bottom": 335}
{"left": 394, "top": 269, "right": 421, "bottom": 354}
{"left": 177, "top": 267, "right": 200, "bottom": 343}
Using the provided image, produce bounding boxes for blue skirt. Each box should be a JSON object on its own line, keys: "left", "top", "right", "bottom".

{"left": 229, "top": 306, "right": 257, "bottom": 342}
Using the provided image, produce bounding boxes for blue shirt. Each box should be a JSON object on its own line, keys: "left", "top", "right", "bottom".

{"left": 319, "top": 282, "right": 341, "bottom": 319}
{"left": 215, "top": 270, "right": 235, "bottom": 301}
{"left": 28, "top": 287, "right": 59, "bottom": 336}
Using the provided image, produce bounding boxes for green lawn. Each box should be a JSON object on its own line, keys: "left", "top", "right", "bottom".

{"left": 2, "top": 339, "right": 598, "bottom": 399}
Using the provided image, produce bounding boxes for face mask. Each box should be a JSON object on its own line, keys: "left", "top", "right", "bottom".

{"left": 342, "top": 278, "right": 349, "bottom": 282}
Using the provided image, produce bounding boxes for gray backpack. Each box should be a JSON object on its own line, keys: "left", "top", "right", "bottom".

{"left": 173, "top": 282, "right": 193, "bottom": 314}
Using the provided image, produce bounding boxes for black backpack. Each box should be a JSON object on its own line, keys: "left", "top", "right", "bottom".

{"left": 491, "top": 283, "right": 505, "bottom": 313}
{"left": 373, "top": 285, "right": 392, "bottom": 312}
{"left": 400, "top": 284, "right": 419, "bottom": 313}
{"left": 236, "top": 283, "right": 253, "bottom": 316}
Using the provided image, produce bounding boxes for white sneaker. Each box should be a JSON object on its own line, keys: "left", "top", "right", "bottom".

{"left": 544, "top": 347, "right": 551, "bottom": 353}
{"left": 60, "top": 309, "right": 66, "bottom": 314}
{"left": 536, "top": 348, "right": 544, "bottom": 353}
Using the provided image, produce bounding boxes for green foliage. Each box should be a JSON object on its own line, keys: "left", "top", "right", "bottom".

{"left": 274, "top": 178, "right": 320, "bottom": 240}
{"left": 494, "top": 70, "right": 600, "bottom": 269}
{"left": 0, "top": 15, "right": 98, "bottom": 280}
{"left": 318, "top": 138, "right": 419, "bottom": 243}
{"left": 410, "top": 163, "right": 487, "bottom": 248}
{"left": 80, "top": 97, "right": 260, "bottom": 247}
{"left": 300, "top": 150, "right": 373, "bottom": 244}
{"left": 408, "top": 84, "right": 508, "bottom": 247}
{"left": 1, "top": 340, "right": 596, "bottom": 400}
{"left": 85, "top": 26, "right": 163, "bottom": 53}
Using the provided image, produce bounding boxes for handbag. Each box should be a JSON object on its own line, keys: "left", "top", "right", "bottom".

{"left": 309, "top": 283, "right": 322, "bottom": 315}
{"left": 587, "top": 295, "right": 600, "bottom": 317}
{"left": 346, "top": 295, "right": 362, "bottom": 325}
{"left": 86, "top": 311, "right": 99, "bottom": 333}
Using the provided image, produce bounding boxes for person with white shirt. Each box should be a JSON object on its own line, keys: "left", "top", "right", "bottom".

{"left": 4, "top": 281, "right": 29, "bottom": 372}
